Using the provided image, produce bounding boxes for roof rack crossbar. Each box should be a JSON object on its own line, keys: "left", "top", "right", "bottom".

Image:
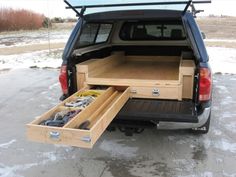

{"left": 192, "top": 0, "right": 211, "bottom": 4}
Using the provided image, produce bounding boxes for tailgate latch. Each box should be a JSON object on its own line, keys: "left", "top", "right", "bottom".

{"left": 152, "top": 88, "right": 160, "bottom": 96}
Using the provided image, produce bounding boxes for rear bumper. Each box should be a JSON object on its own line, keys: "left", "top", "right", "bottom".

{"left": 156, "top": 107, "right": 211, "bottom": 130}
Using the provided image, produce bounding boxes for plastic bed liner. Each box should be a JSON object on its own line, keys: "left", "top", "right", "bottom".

{"left": 115, "top": 98, "right": 198, "bottom": 123}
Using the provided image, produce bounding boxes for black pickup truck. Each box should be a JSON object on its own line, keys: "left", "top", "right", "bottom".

{"left": 59, "top": 0, "right": 212, "bottom": 135}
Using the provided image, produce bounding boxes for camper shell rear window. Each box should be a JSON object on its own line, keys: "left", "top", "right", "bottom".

{"left": 77, "top": 23, "right": 113, "bottom": 48}
{"left": 120, "top": 21, "right": 186, "bottom": 41}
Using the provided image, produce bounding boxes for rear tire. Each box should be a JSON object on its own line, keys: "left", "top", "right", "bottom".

{"left": 190, "top": 112, "right": 211, "bottom": 134}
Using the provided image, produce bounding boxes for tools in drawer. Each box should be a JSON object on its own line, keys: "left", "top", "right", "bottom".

{"left": 76, "top": 90, "right": 101, "bottom": 97}
{"left": 39, "top": 90, "right": 101, "bottom": 127}
{"left": 64, "top": 96, "right": 95, "bottom": 108}
{"left": 40, "top": 110, "right": 81, "bottom": 127}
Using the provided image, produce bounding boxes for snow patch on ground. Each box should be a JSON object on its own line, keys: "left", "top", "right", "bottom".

{"left": 225, "top": 122, "right": 236, "bottom": 133}
{"left": 205, "top": 39, "right": 236, "bottom": 43}
{"left": 179, "top": 171, "right": 215, "bottom": 177}
{"left": 207, "top": 138, "right": 236, "bottom": 153}
{"left": 0, "top": 151, "right": 65, "bottom": 177}
{"left": 0, "top": 140, "right": 16, "bottom": 149}
{"left": 99, "top": 139, "right": 138, "bottom": 158}
{"left": 200, "top": 172, "right": 214, "bottom": 177}
{"left": 214, "top": 139, "right": 236, "bottom": 153}
{"left": 0, "top": 30, "right": 70, "bottom": 49}
{"left": 221, "top": 112, "right": 236, "bottom": 119}
{"left": 208, "top": 47, "right": 236, "bottom": 74}
{"left": 215, "top": 85, "right": 229, "bottom": 93}
{"left": 0, "top": 49, "right": 62, "bottom": 69}
{"left": 0, "top": 45, "right": 236, "bottom": 74}
{"left": 223, "top": 171, "right": 236, "bottom": 177}
{"left": 0, "top": 163, "right": 37, "bottom": 177}
{"left": 172, "top": 159, "right": 199, "bottom": 174}
{"left": 220, "top": 96, "right": 236, "bottom": 106}
{"left": 40, "top": 152, "right": 57, "bottom": 162}
{"left": 204, "top": 137, "right": 236, "bottom": 153}
{"left": 216, "top": 158, "right": 223, "bottom": 164}
{"left": 203, "top": 138, "right": 212, "bottom": 149}
{"left": 49, "top": 82, "right": 60, "bottom": 90}
{"left": 212, "top": 129, "right": 222, "bottom": 136}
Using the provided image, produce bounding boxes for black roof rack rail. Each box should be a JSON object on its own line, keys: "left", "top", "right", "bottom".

{"left": 64, "top": 0, "right": 211, "bottom": 17}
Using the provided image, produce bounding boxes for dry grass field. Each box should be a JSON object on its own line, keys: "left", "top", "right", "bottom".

{"left": 197, "top": 16, "right": 236, "bottom": 48}
{"left": 197, "top": 16, "right": 236, "bottom": 39}
{"left": 1, "top": 16, "right": 236, "bottom": 56}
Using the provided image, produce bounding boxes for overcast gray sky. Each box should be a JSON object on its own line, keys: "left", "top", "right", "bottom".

{"left": 0, "top": 0, "right": 235, "bottom": 18}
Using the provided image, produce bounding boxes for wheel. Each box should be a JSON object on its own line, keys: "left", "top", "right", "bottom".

{"left": 190, "top": 112, "right": 211, "bottom": 134}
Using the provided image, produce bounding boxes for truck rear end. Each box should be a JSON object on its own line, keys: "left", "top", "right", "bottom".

{"left": 60, "top": 8, "right": 212, "bottom": 135}
{"left": 27, "top": 1, "right": 212, "bottom": 149}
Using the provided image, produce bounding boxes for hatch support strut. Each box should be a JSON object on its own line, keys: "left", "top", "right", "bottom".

{"left": 183, "top": 0, "right": 192, "bottom": 15}
{"left": 64, "top": 0, "right": 85, "bottom": 18}
{"left": 183, "top": 0, "right": 211, "bottom": 16}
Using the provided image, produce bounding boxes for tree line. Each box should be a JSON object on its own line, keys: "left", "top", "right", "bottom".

{"left": 0, "top": 8, "right": 77, "bottom": 32}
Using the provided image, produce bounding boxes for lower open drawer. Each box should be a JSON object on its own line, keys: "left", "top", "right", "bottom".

{"left": 27, "top": 87, "right": 130, "bottom": 148}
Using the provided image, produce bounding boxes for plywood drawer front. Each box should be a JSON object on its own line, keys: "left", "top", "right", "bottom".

{"left": 130, "top": 86, "right": 181, "bottom": 100}
{"left": 27, "top": 87, "right": 130, "bottom": 148}
{"left": 27, "top": 125, "right": 92, "bottom": 148}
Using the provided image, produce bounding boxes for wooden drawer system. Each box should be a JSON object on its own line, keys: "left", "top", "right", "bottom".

{"left": 27, "top": 87, "right": 130, "bottom": 148}
{"left": 27, "top": 53, "right": 195, "bottom": 148}
{"left": 76, "top": 53, "right": 195, "bottom": 101}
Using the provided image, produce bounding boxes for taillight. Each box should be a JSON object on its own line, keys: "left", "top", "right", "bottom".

{"left": 199, "top": 68, "right": 212, "bottom": 101}
{"left": 59, "top": 65, "right": 68, "bottom": 95}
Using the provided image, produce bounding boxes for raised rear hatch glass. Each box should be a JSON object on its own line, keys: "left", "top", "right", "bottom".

{"left": 66, "top": 0, "right": 192, "bottom": 15}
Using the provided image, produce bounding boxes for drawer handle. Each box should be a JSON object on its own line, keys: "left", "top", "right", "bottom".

{"left": 49, "top": 131, "right": 60, "bottom": 141}
{"left": 81, "top": 136, "right": 91, "bottom": 143}
{"left": 152, "top": 88, "right": 160, "bottom": 96}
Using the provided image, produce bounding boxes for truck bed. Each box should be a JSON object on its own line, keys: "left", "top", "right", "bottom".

{"left": 116, "top": 98, "right": 198, "bottom": 123}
